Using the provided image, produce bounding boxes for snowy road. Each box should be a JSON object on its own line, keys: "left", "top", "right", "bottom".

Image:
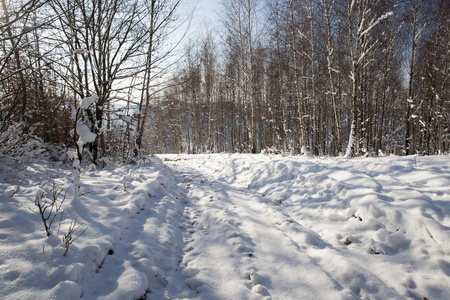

{"left": 172, "top": 161, "right": 344, "bottom": 299}
{"left": 2, "top": 154, "right": 449, "bottom": 299}
{"left": 160, "top": 154, "right": 450, "bottom": 300}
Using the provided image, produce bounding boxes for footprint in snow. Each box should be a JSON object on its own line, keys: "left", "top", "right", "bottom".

{"left": 252, "top": 284, "right": 269, "bottom": 296}
{"left": 232, "top": 243, "right": 254, "bottom": 257}
{"left": 228, "top": 232, "right": 255, "bottom": 257}
{"left": 4, "top": 270, "right": 20, "bottom": 281}
{"left": 243, "top": 270, "right": 271, "bottom": 297}
{"left": 185, "top": 277, "right": 203, "bottom": 292}
{"left": 183, "top": 245, "right": 194, "bottom": 253}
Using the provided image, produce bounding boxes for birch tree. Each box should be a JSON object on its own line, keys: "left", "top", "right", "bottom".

{"left": 344, "top": 0, "right": 392, "bottom": 157}
{"left": 288, "top": 0, "right": 308, "bottom": 153}
{"left": 135, "top": 0, "right": 183, "bottom": 155}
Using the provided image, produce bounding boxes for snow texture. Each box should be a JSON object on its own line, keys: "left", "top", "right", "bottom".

{"left": 76, "top": 122, "right": 96, "bottom": 146}
{"left": 1, "top": 153, "right": 449, "bottom": 299}
{"left": 80, "top": 94, "right": 98, "bottom": 110}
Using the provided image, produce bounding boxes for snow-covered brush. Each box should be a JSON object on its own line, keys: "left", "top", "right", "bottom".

{"left": 67, "top": 94, "right": 98, "bottom": 204}
{"left": 31, "top": 178, "right": 87, "bottom": 256}
{"left": 0, "top": 122, "right": 44, "bottom": 159}
{"left": 122, "top": 169, "right": 134, "bottom": 191}
{"left": 67, "top": 94, "right": 98, "bottom": 162}
{"left": 0, "top": 123, "right": 27, "bottom": 157}
{"left": 63, "top": 216, "right": 87, "bottom": 256}
{"left": 31, "top": 180, "right": 67, "bottom": 237}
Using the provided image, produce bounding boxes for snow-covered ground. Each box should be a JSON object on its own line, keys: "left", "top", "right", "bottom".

{"left": 1, "top": 153, "right": 449, "bottom": 299}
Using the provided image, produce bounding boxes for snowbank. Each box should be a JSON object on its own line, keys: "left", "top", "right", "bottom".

{"left": 0, "top": 155, "right": 182, "bottom": 299}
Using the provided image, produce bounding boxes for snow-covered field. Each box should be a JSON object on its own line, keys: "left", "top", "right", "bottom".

{"left": 1, "top": 153, "right": 449, "bottom": 299}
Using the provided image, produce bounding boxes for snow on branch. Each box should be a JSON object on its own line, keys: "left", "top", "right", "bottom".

{"left": 76, "top": 122, "right": 97, "bottom": 147}
{"left": 80, "top": 94, "right": 98, "bottom": 110}
{"left": 359, "top": 11, "right": 393, "bottom": 38}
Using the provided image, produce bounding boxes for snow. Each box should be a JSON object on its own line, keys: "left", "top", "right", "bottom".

{"left": 80, "top": 94, "right": 98, "bottom": 110}
{"left": 35, "top": 188, "right": 46, "bottom": 206}
{"left": 359, "top": 11, "right": 394, "bottom": 38}
{"left": 1, "top": 153, "right": 450, "bottom": 299}
{"left": 76, "top": 122, "right": 96, "bottom": 146}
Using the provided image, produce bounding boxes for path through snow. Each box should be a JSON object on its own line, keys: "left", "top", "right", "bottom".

{"left": 160, "top": 154, "right": 450, "bottom": 300}
{"left": 1, "top": 154, "right": 449, "bottom": 299}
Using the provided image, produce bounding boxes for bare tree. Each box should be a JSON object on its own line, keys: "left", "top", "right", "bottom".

{"left": 0, "top": 0, "right": 49, "bottom": 132}
{"left": 272, "top": 0, "right": 290, "bottom": 151}
{"left": 201, "top": 32, "right": 217, "bottom": 152}
{"left": 321, "top": 0, "right": 342, "bottom": 154}
{"left": 48, "top": 0, "right": 157, "bottom": 163}
{"left": 413, "top": 0, "right": 449, "bottom": 154}
{"left": 344, "top": 0, "right": 392, "bottom": 157}
{"left": 135, "top": 0, "right": 184, "bottom": 155}
{"left": 288, "top": 0, "right": 308, "bottom": 153}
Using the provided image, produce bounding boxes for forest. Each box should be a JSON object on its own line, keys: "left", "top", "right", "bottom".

{"left": 1, "top": 0, "right": 449, "bottom": 163}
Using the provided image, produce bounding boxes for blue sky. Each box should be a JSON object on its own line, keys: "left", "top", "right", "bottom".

{"left": 193, "top": 0, "right": 221, "bottom": 26}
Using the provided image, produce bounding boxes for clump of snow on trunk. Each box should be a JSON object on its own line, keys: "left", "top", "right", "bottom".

{"left": 68, "top": 94, "right": 98, "bottom": 205}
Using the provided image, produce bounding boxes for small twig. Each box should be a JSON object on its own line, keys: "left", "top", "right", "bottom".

{"left": 63, "top": 216, "right": 88, "bottom": 256}
{"left": 78, "top": 190, "right": 91, "bottom": 197}
{"left": 10, "top": 177, "right": 25, "bottom": 197}
{"left": 32, "top": 179, "right": 67, "bottom": 236}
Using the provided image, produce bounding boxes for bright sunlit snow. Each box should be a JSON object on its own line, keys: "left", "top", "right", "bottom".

{"left": 1, "top": 153, "right": 449, "bottom": 299}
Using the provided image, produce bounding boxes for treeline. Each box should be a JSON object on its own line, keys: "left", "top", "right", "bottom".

{"left": 0, "top": 0, "right": 449, "bottom": 163}
{"left": 152, "top": 0, "right": 449, "bottom": 156}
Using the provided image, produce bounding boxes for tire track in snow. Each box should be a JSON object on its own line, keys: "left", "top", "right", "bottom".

{"left": 163, "top": 155, "right": 423, "bottom": 299}
{"left": 165, "top": 159, "right": 359, "bottom": 299}
{"left": 173, "top": 169, "right": 258, "bottom": 298}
